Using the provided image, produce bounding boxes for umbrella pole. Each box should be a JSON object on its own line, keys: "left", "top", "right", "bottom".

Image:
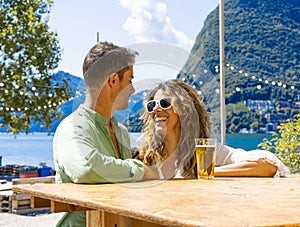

{"left": 219, "top": 0, "right": 226, "bottom": 145}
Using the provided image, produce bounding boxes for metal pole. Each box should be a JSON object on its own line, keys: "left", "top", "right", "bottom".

{"left": 219, "top": 0, "right": 226, "bottom": 145}
{"left": 96, "top": 32, "right": 100, "bottom": 43}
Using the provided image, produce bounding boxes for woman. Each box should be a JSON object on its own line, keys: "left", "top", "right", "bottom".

{"left": 137, "top": 80, "right": 291, "bottom": 179}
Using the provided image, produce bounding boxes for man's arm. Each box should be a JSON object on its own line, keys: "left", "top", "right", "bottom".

{"left": 54, "top": 128, "right": 145, "bottom": 183}
{"left": 215, "top": 158, "right": 278, "bottom": 177}
{"left": 143, "top": 165, "right": 160, "bottom": 180}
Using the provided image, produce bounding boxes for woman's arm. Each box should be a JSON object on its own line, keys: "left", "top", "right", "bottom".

{"left": 215, "top": 158, "right": 278, "bottom": 177}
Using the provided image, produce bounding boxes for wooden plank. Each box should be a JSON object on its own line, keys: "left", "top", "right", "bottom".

{"left": 12, "top": 175, "right": 300, "bottom": 227}
{"left": 0, "top": 200, "right": 10, "bottom": 206}
{"left": 12, "top": 207, "right": 50, "bottom": 214}
{"left": 87, "top": 210, "right": 104, "bottom": 227}
{"left": 12, "top": 199, "right": 30, "bottom": 209}
{"left": 0, "top": 193, "right": 12, "bottom": 213}
{"left": 12, "top": 193, "right": 31, "bottom": 200}
{"left": 31, "top": 196, "right": 51, "bottom": 208}
{"left": 131, "top": 218, "right": 166, "bottom": 227}
{"left": 12, "top": 176, "right": 55, "bottom": 185}
{"left": 50, "top": 200, "right": 93, "bottom": 213}
{"left": 0, "top": 195, "right": 11, "bottom": 201}
{"left": 86, "top": 211, "right": 165, "bottom": 227}
{"left": 0, "top": 201, "right": 11, "bottom": 209}
{"left": 104, "top": 211, "right": 132, "bottom": 227}
{"left": 0, "top": 207, "right": 12, "bottom": 213}
{"left": 105, "top": 212, "right": 165, "bottom": 227}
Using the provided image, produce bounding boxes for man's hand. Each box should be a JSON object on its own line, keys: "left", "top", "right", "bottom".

{"left": 143, "top": 165, "right": 159, "bottom": 180}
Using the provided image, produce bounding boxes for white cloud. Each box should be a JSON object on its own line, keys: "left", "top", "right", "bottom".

{"left": 119, "top": 0, "right": 152, "bottom": 14}
{"left": 119, "top": 0, "right": 193, "bottom": 49}
{"left": 154, "top": 2, "right": 167, "bottom": 22}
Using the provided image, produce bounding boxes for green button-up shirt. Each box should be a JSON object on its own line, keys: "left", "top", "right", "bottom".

{"left": 53, "top": 105, "right": 144, "bottom": 226}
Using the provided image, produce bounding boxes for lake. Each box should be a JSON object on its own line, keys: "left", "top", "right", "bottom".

{"left": 0, "top": 133, "right": 273, "bottom": 168}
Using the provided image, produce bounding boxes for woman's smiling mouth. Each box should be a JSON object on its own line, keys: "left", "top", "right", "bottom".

{"left": 155, "top": 116, "right": 168, "bottom": 123}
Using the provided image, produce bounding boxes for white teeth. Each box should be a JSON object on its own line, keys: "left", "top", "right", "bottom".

{"left": 155, "top": 117, "right": 167, "bottom": 122}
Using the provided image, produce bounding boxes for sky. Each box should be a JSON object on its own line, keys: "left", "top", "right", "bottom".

{"left": 49, "top": 0, "right": 219, "bottom": 80}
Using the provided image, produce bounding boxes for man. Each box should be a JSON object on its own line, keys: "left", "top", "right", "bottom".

{"left": 53, "top": 42, "right": 158, "bottom": 226}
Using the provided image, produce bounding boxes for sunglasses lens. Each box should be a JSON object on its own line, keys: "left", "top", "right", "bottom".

{"left": 146, "top": 100, "right": 156, "bottom": 113}
{"left": 160, "top": 99, "right": 171, "bottom": 109}
{"left": 146, "top": 99, "right": 171, "bottom": 113}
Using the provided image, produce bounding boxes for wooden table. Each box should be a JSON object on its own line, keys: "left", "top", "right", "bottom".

{"left": 13, "top": 175, "right": 300, "bottom": 227}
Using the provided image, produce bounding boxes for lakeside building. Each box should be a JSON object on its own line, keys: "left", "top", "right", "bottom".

{"left": 244, "top": 100, "right": 275, "bottom": 113}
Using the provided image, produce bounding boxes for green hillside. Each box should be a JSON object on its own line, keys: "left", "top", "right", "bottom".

{"left": 176, "top": 0, "right": 300, "bottom": 133}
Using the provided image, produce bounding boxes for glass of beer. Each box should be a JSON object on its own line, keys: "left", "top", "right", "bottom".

{"left": 195, "top": 138, "right": 216, "bottom": 179}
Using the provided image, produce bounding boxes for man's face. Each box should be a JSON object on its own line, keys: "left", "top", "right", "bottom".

{"left": 113, "top": 66, "right": 135, "bottom": 110}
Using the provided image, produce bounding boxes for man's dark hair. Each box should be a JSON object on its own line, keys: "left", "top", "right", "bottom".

{"left": 82, "top": 42, "right": 138, "bottom": 87}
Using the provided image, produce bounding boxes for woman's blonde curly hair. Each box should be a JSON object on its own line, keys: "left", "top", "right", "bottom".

{"left": 139, "top": 79, "right": 211, "bottom": 178}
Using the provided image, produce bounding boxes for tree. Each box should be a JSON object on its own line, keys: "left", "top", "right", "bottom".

{"left": 259, "top": 114, "right": 300, "bottom": 173}
{"left": 231, "top": 116, "right": 240, "bottom": 126}
{"left": 250, "top": 121, "right": 259, "bottom": 131}
{"left": 0, "top": 0, "right": 70, "bottom": 134}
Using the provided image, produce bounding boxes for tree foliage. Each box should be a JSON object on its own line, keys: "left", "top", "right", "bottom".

{"left": 259, "top": 114, "right": 300, "bottom": 173}
{"left": 0, "top": 0, "right": 70, "bottom": 134}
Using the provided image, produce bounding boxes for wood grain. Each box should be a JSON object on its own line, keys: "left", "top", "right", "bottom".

{"left": 13, "top": 175, "right": 300, "bottom": 227}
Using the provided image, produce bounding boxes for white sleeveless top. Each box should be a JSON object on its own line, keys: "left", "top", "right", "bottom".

{"left": 174, "top": 145, "right": 291, "bottom": 179}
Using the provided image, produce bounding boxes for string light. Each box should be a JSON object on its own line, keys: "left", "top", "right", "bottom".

{"left": 0, "top": 81, "right": 74, "bottom": 113}
{"left": 225, "top": 63, "right": 299, "bottom": 93}
{"left": 177, "top": 62, "right": 299, "bottom": 102}
{"left": 1, "top": 63, "right": 298, "bottom": 112}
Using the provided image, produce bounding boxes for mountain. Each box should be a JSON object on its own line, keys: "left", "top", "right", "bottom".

{"left": 175, "top": 0, "right": 300, "bottom": 133}
{"left": 181, "top": 0, "right": 300, "bottom": 102}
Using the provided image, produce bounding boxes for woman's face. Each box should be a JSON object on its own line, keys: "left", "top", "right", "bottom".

{"left": 150, "top": 89, "right": 181, "bottom": 138}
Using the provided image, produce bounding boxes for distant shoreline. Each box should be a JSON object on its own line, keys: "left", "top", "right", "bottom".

{"left": 0, "top": 133, "right": 273, "bottom": 169}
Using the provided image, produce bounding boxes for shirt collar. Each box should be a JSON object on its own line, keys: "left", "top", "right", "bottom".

{"left": 79, "top": 105, "right": 118, "bottom": 126}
